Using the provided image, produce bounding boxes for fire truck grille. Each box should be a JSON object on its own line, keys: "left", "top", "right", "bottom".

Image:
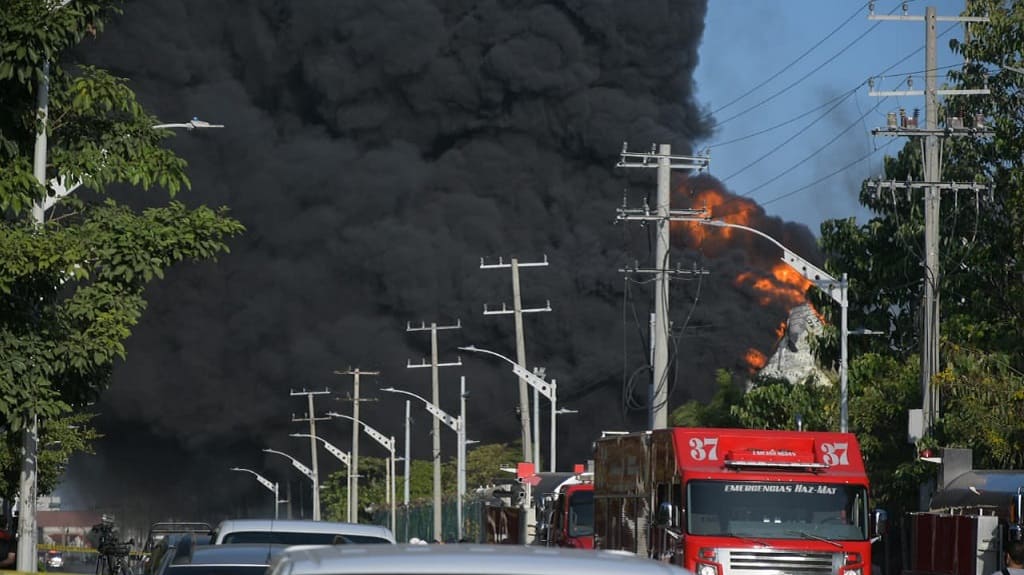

{"left": 724, "top": 549, "right": 836, "bottom": 575}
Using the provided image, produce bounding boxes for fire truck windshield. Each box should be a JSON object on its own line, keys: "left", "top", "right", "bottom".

{"left": 686, "top": 480, "right": 868, "bottom": 541}
{"left": 567, "top": 490, "right": 594, "bottom": 537}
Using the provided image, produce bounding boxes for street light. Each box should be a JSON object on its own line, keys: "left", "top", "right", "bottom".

{"left": 230, "top": 467, "right": 283, "bottom": 519}
{"left": 152, "top": 117, "right": 225, "bottom": 131}
{"left": 263, "top": 448, "right": 319, "bottom": 520}
{"left": 326, "top": 413, "right": 397, "bottom": 532}
{"left": 382, "top": 383, "right": 467, "bottom": 541}
{"left": 680, "top": 217, "right": 853, "bottom": 433}
{"left": 288, "top": 434, "right": 353, "bottom": 522}
{"left": 17, "top": 116, "right": 226, "bottom": 572}
{"left": 459, "top": 345, "right": 561, "bottom": 472}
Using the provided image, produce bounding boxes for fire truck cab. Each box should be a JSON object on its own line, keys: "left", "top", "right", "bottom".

{"left": 541, "top": 473, "right": 595, "bottom": 549}
{"left": 594, "top": 428, "right": 884, "bottom": 575}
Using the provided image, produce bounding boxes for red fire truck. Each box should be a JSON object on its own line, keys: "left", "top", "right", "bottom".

{"left": 594, "top": 428, "right": 885, "bottom": 575}
{"left": 542, "top": 472, "right": 595, "bottom": 549}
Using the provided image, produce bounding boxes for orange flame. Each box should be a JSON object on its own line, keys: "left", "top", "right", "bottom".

{"left": 744, "top": 348, "right": 768, "bottom": 372}
{"left": 735, "top": 262, "right": 810, "bottom": 308}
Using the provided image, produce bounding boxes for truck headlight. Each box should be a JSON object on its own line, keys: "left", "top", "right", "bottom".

{"left": 697, "top": 563, "right": 718, "bottom": 575}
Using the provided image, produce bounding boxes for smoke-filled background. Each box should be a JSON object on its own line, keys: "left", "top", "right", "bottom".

{"left": 61, "top": 0, "right": 821, "bottom": 523}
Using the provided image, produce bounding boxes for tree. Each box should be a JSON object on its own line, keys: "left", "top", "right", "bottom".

{"left": 0, "top": 0, "right": 244, "bottom": 505}
{"left": 671, "top": 369, "right": 743, "bottom": 428}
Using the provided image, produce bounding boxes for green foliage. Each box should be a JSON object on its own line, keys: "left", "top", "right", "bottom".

{"left": 0, "top": 0, "right": 244, "bottom": 504}
{"left": 733, "top": 374, "right": 836, "bottom": 431}
{"left": 671, "top": 369, "right": 743, "bottom": 427}
{"left": 0, "top": 412, "right": 100, "bottom": 500}
{"left": 933, "top": 344, "right": 1024, "bottom": 469}
{"left": 320, "top": 443, "right": 523, "bottom": 522}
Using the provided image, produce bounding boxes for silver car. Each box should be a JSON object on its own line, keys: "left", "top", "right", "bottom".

{"left": 269, "top": 544, "right": 694, "bottom": 575}
{"left": 212, "top": 519, "right": 395, "bottom": 545}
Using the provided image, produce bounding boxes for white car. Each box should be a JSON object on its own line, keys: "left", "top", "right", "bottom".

{"left": 269, "top": 544, "right": 693, "bottom": 575}
{"left": 211, "top": 519, "right": 395, "bottom": 546}
{"left": 46, "top": 553, "right": 63, "bottom": 569}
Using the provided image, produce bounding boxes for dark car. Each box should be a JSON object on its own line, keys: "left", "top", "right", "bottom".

{"left": 162, "top": 540, "right": 288, "bottom": 575}
{"left": 142, "top": 523, "right": 214, "bottom": 575}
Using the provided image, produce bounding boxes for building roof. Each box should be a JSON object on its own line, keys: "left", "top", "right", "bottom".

{"left": 37, "top": 511, "right": 104, "bottom": 529}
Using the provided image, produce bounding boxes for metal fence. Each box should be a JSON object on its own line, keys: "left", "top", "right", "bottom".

{"left": 369, "top": 498, "right": 521, "bottom": 544}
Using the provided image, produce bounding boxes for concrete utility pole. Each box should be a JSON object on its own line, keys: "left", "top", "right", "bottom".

{"left": 290, "top": 389, "right": 331, "bottom": 521}
{"left": 868, "top": 4, "right": 991, "bottom": 437}
{"left": 616, "top": 143, "right": 711, "bottom": 429}
{"left": 407, "top": 320, "right": 462, "bottom": 541}
{"left": 334, "top": 369, "right": 379, "bottom": 523}
{"left": 403, "top": 400, "right": 411, "bottom": 541}
{"left": 480, "top": 256, "right": 551, "bottom": 464}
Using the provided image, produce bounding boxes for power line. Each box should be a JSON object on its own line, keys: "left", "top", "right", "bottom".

{"left": 760, "top": 139, "right": 898, "bottom": 208}
{"left": 722, "top": 88, "right": 860, "bottom": 182}
{"left": 711, "top": 1, "right": 869, "bottom": 116}
{"left": 715, "top": 2, "right": 898, "bottom": 127}
{"left": 708, "top": 86, "right": 860, "bottom": 150}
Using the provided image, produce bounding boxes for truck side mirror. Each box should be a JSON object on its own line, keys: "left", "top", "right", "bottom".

{"left": 656, "top": 502, "right": 679, "bottom": 527}
{"left": 873, "top": 509, "right": 889, "bottom": 538}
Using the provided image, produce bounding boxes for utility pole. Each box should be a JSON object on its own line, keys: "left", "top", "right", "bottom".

{"left": 403, "top": 400, "right": 411, "bottom": 542}
{"left": 407, "top": 320, "right": 462, "bottom": 541}
{"left": 480, "top": 256, "right": 551, "bottom": 464}
{"left": 334, "top": 368, "right": 379, "bottom": 523}
{"left": 290, "top": 388, "right": 331, "bottom": 521}
{"left": 868, "top": 4, "right": 991, "bottom": 437}
{"left": 616, "top": 143, "right": 711, "bottom": 429}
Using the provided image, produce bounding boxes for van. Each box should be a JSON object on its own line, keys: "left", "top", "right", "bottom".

{"left": 211, "top": 519, "right": 395, "bottom": 545}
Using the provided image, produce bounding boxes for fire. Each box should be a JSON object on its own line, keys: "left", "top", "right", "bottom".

{"left": 735, "top": 262, "right": 810, "bottom": 308}
{"left": 675, "top": 185, "right": 761, "bottom": 242}
{"left": 744, "top": 348, "right": 768, "bottom": 372}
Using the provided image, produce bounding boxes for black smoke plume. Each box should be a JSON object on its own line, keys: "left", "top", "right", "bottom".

{"left": 62, "top": 0, "right": 816, "bottom": 523}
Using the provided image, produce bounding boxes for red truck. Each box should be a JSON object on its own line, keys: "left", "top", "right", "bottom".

{"left": 541, "top": 472, "right": 595, "bottom": 549}
{"left": 902, "top": 447, "right": 1023, "bottom": 575}
{"left": 593, "top": 428, "right": 885, "bottom": 575}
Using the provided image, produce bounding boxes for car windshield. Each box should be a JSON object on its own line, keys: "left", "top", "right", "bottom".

{"left": 567, "top": 491, "right": 594, "bottom": 537}
{"left": 687, "top": 480, "right": 869, "bottom": 540}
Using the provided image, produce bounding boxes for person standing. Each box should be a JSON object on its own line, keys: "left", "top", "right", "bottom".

{"left": 0, "top": 528, "right": 17, "bottom": 569}
{"left": 992, "top": 540, "right": 1024, "bottom": 575}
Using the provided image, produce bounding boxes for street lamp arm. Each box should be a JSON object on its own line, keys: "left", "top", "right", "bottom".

{"left": 681, "top": 218, "right": 845, "bottom": 304}
{"left": 326, "top": 412, "right": 394, "bottom": 452}
{"left": 230, "top": 467, "right": 276, "bottom": 493}
{"left": 289, "top": 433, "right": 350, "bottom": 466}
{"left": 458, "top": 345, "right": 515, "bottom": 368}
{"left": 382, "top": 388, "right": 459, "bottom": 431}
{"left": 263, "top": 448, "right": 315, "bottom": 481}
{"left": 462, "top": 345, "right": 555, "bottom": 400}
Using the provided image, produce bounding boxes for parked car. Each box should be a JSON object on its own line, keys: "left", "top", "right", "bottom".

{"left": 211, "top": 519, "right": 395, "bottom": 545}
{"left": 162, "top": 541, "right": 289, "bottom": 575}
{"left": 45, "top": 550, "right": 63, "bottom": 570}
{"left": 268, "top": 544, "right": 693, "bottom": 575}
{"left": 142, "top": 522, "right": 214, "bottom": 575}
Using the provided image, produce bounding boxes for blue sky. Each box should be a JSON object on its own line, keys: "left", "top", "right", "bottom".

{"left": 694, "top": 0, "right": 973, "bottom": 235}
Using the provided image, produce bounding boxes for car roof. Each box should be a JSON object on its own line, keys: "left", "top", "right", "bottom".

{"left": 174, "top": 543, "right": 291, "bottom": 566}
{"left": 215, "top": 520, "right": 394, "bottom": 542}
{"left": 270, "top": 544, "right": 693, "bottom": 575}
